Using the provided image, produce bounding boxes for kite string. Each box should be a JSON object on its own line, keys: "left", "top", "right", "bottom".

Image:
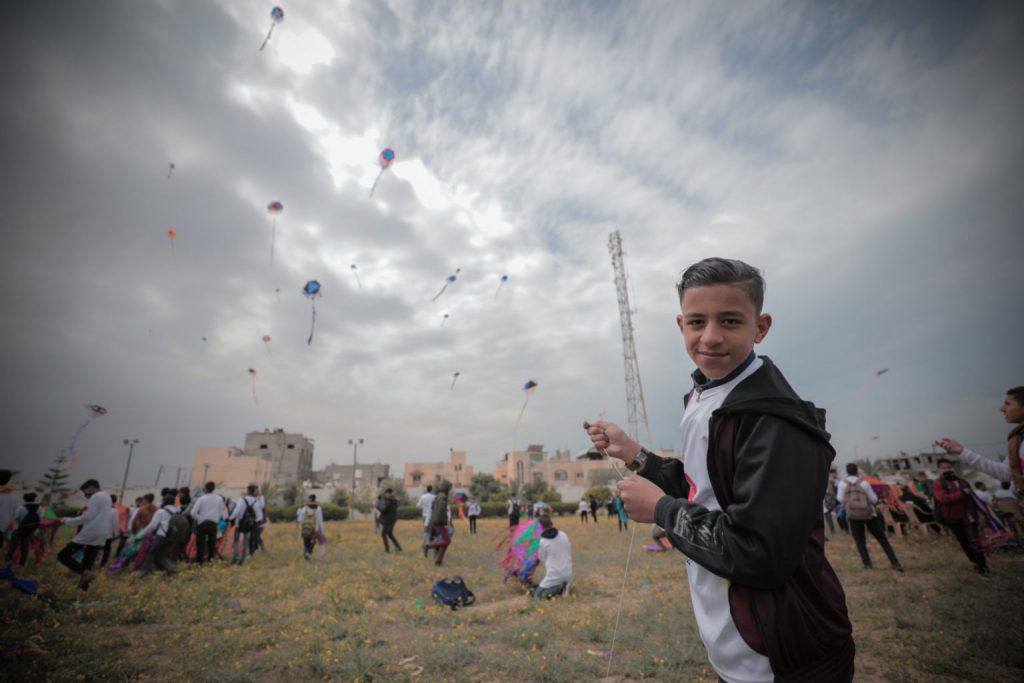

{"left": 260, "top": 23, "right": 275, "bottom": 51}
{"left": 602, "top": 449, "right": 637, "bottom": 678}
{"left": 308, "top": 300, "right": 317, "bottom": 345}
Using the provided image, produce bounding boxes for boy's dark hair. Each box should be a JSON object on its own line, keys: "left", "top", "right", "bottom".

{"left": 247, "top": 484, "right": 258, "bottom": 495}
{"left": 180, "top": 486, "right": 189, "bottom": 494}
{"left": 111, "top": 495, "right": 118, "bottom": 504}
{"left": 160, "top": 488, "right": 171, "bottom": 496}
{"left": 936, "top": 457, "right": 954, "bottom": 467}
{"left": 24, "top": 492, "right": 37, "bottom": 503}
{"left": 385, "top": 488, "right": 393, "bottom": 494}
{"left": 676, "top": 258, "right": 766, "bottom": 313}
{"left": 135, "top": 497, "right": 143, "bottom": 504}
{"left": 204, "top": 482, "right": 215, "bottom": 493}
{"left": 308, "top": 494, "right": 316, "bottom": 502}
{"left": 144, "top": 493, "right": 155, "bottom": 503}
{"left": 845, "top": 463, "right": 858, "bottom": 476}
{"left": 1007, "top": 387, "right": 1024, "bottom": 404}
{"left": 539, "top": 514, "right": 553, "bottom": 530}
{"left": 1002, "top": 481, "right": 1012, "bottom": 490}
{"left": 426, "top": 485, "right": 433, "bottom": 492}
{"left": 162, "top": 494, "right": 176, "bottom": 507}
{"left": 0, "top": 470, "right": 11, "bottom": 485}
{"left": 81, "top": 479, "right": 100, "bottom": 490}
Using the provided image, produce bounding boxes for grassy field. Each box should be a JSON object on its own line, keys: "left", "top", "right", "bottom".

{"left": 1, "top": 516, "right": 1021, "bottom": 682}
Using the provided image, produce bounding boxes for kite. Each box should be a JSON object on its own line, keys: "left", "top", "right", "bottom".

{"left": 275, "top": 287, "right": 281, "bottom": 300}
{"left": 450, "top": 371, "right": 460, "bottom": 391}
{"left": 200, "top": 336, "right": 208, "bottom": 353}
{"left": 167, "top": 162, "right": 175, "bottom": 179}
{"left": 512, "top": 380, "right": 538, "bottom": 452}
{"left": 248, "top": 368, "right": 258, "bottom": 405}
{"left": 262, "top": 335, "right": 272, "bottom": 355}
{"left": 267, "top": 201, "right": 283, "bottom": 266}
{"left": 441, "top": 313, "right": 449, "bottom": 327}
{"left": 302, "top": 280, "right": 321, "bottom": 345}
{"left": 68, "top": 404, "right": 107, "bottom": 459}
{"left": 166, "top": 229, "right": 176, "bottom": 258}
{"left": 369, "top": 148, "right": 396, "bottom": 197}
{"left": 496, "top": 518, "right": 543, "bottom": 587}
{"left": 876, "top": 368, "right": 889, "bottom": 376}
{"left": 431, "top": 268, "right": 461, "bottom": 302}
{"left": 350, "top": 263, "right": 362, "bottom": 289}
{"left": 494, "top": 274, "right": 509, "bottom": 299}
{"left": 259, "top": 6, "right": 284, "bottom": 51}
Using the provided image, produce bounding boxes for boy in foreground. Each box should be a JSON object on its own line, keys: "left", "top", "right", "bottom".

{"left": 586, "top": 258, "right": 853, "bottom": 682}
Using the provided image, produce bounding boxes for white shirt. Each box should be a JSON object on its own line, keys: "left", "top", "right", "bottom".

{"left": 679, "top": 356, "right": 772, "bottom": 683}
{"left": 836, "top": 475, "right": 879, "bottom": 515}
{"left": 993, "top": 488, "right": 1016, "bottom": 500}
{"left": 64, "top": 491, "right": 113, "bottom": 546}
{"left": 417, "top": 492, "right": 436, "bottom": 524}
{"left": 296, "top": 505, "right": 324, "bottom": 533}
{"left": 974, "top": 490, "right": 992, "bottom": 505}
{"left": 468, "top": 501, "right": 481, "bottom": 516}
{"left": 107, "top": 507, "right": 120, "bottom": 540}
{"left": 192, "top": 493, "right": 227, "bottom": 525}
{"left": 578, "top": 500, "right": 589, "bottom": 513}
{"left": 230, "top": 496, "right": 263, "bottom": 524}
{"left": 960, "top": 446, "right": 1016, "bottom": 483}
{"left": 0, "top": 489, "right": 17, "bottom": 532}
{"left": 138, "top": 505, "right": 180, "bottom": 538}
{"left": 537, "top": 530, "right": 572, "bottom": 588}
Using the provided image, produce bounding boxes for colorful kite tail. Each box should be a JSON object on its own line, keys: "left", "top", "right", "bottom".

{"left": 307, "top": 300, "right": 317, "bottom": 345}
{"left": 259, "top": 23, "right": 275, "bottom": 51}
{"left": 369, "top": 168, "right": 384, "bottom": 197}
{"left": 269, "top": 218, "right": 276, "bottom": 266}
{"left": 67, "top": 417, "right": 93, "bottom": 457}
{"left": 431, "top": 283, "right": 449, "bottom": 302}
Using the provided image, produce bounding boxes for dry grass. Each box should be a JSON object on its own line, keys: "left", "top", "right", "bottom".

{"left": 1, "top": 517, "right": 1021, "bottom": 682}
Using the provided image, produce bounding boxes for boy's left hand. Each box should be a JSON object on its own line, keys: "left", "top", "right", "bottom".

{"left": 615, "top": 477, "right": 666, "bottom": 524}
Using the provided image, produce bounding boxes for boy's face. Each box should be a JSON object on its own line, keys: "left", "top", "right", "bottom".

{"left": 677, "top": 284, "right": 772, "bottom": 380}
{"left": 1000, "top": 395, "right": 1023, "bottom": 423}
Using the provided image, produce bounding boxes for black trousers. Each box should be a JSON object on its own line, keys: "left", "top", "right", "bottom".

{"left": 58, "top": 542, "right": 101, "bottom": 575}
{"left": 945, "top": 521, "right": 986, "bottom": 570}
{"left": 849, "top": 516, "right": 901, "bottom": 568}
{"left": 5, "top": 528, "right": 34, "bottom": 565}
{"left": 468, "top": 515, "right": 478, "bottom": 533}
{"left": 196, "top": 521, "right": 218, "bottom": 563}
{"left": 381, "top": 521, "right": 402, "bottom": 551}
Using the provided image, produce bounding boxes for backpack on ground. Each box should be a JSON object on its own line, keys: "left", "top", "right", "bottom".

{"left": 431, "top": 576, "right": 475, "bottom": 610}
{"left": 300, "top": 507, "right": 318, "bottom": 538}
{"left": 238, "top": 499, "right": 257, "bottom": 533}
{"left": 844, "top": 479, "right": 875, "bottom": 521}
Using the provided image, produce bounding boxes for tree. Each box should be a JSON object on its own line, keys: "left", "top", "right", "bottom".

{"left": 520, "top": 479, "right": 551, "bottom": 502}
{"left": 583, "top": 484, "right": 614, "bottom": 506}
{"left": 378, "top": 477, "right": 409, "bottom": 505}
{"left": 37, "top": 453, "right": 70, "bottom": 504}
{"left": 281, "top": 481, "right": 301, "bottom": 506}
{"left": 331, "top": 488, "right": 349, "bottom": 507}
{"left": 469, "top": 473, "right": 502, "bottom": 502}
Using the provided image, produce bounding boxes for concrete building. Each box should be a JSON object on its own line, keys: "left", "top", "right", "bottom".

{"left": 495, "top": 444, "right": 678, "bottom": 501}
{"left": 316, "top": 462, "right": 391, "bottom": 491}
{"left": 190, "top": 447, "right": 271, "bottom": 489}
{"left": 403, "top": 449, "right": 473, "bottom": 496}
{"left": 243, "top": 428, "right": 314, "bottom": 483}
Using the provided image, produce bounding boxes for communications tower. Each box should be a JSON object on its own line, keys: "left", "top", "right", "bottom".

{"left": 607, "top": 230, "right": 652, "bottom": 446}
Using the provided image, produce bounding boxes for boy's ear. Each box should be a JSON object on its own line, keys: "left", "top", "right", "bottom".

{"left": 755, "top": 313, "right": 772, "bottom": 343}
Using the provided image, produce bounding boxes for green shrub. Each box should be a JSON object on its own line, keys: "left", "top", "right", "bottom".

{"left": 53, "top": 505, "right": 83, "bottom": 517}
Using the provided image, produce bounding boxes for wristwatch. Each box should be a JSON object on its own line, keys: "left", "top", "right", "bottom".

{"left": 625, "top": 448, "right": 650, "bottom": 473}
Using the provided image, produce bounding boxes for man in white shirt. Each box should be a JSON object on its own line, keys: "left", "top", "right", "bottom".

{"left": 936, "top": 386, "right": 1024, "bottom": 491}
{"left": 58, "top": 479, "right": 112, "bottom": 590}
{"left": 135, "top": 492, "right": 182, "bottom": 574}
{"left": 467, "top": 498, "right": 481, "bottom": 534}
{"left": 230, "top": 485, "right": 263, "bottom": 565}
{"left": 417, "top": 485, "right": 435, "bottom": 557}
{"left": 296, "top": 494, "right": 325, "bottom": 560}
{"left": 837, "top": 463, "right": 903, "bottom": 572}
{"left": 191, "top": 481, "right": 227, "bottom": 563}
{"left": 533, "top": 515, "right": 572, "bottom": 599}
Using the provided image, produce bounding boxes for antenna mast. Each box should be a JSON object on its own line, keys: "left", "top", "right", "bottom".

{"left": 608, "top": 230, "right": 652, "bottom": 446}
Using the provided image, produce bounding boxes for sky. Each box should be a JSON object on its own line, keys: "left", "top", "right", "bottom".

{"left": 1, "top": 1, "right": 1022, "bottom": 490}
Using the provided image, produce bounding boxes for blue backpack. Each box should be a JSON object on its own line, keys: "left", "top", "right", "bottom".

{"left": 431, "top": 577, "right": 475, "bottom": 610}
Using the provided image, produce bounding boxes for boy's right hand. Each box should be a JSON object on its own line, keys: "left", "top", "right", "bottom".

{"left": 583, "top": 420, "right": 642, "bottom": 464}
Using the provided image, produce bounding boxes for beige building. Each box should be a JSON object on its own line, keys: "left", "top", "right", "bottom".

{"left": 317, "top": 462, "right": 391, "bottom": 491}
{"left": 403, "top": 449, "right": 474, "bottom": 494}
{"left": 190, "top": 447, "right": 272, "bottom": 489}
{"left": 495, "top": 444, "right": 678, "bottom": 500}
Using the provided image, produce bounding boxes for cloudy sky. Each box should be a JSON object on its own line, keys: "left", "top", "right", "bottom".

{"left": 2, "top": 1, "right": 1022, "bottom": 489}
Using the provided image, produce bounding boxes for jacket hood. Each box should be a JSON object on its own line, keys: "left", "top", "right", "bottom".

{"left": 541, "top": 526, "right": 559, "bottom": 539}
{"left": 716, "top": 356, "right": 834, "bottom": 447}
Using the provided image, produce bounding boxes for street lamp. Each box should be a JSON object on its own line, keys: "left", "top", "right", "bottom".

{"left": 348, "top": 438, "right": 364, "bottom": 492}
{"left": 120, "top": 439, "right": 140, "bottom": 502}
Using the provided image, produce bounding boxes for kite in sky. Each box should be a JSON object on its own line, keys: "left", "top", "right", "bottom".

{"left": 68, "top": 404, "right": 108, "bottom": 460}
{"left": 450, "top": 371, "right": 460, "bottom": 391}
{"left": 267, "top": 201, "right": 283, "bottom": 266}
{"left": 512, "top": 380, "right": 538, "bottom": 449}
{"left": 262, "top": 335, "right": 272, "bottom": 355}
{"left": 432, "top": 268, "right": 461, "bottom": 302}
{"left": 494, "top": 274, "right": 509, "bottom": 299}
{"left": 167, "top": 162, "right": 175, "bottom": 179}
{"left": 369, "top": 148, "right": 395, "bottom": 197}
{"left": 441, "top": 313, "right": 449, "bottom": 327}
{"left": 259, "top": 6, "right": 285, "bottom": 51}
{"left": 248, "top": 368, "right": 258, "bottom": 405}
{"left": 166, "top": 229, "right": 176, "bottom": 259}
{"left": 350, "top": 264, "right": 362, "bottom": 289}
{"left": 201, "top": 336, "right": 207, "bottom": 353}
{"left": 303, "top": 280, "right": 321, "bottom": 345}
{"left": 876, "top": 368, "right": 889, "bottom": 376}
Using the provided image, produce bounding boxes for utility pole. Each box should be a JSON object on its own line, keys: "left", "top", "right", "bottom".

{"left": 348, "top": 438, "right": 364, "bottom": 492}
{"left": 175, "top": 466, "right": 182, "bottom": 488}
{"left": 154, "top": 464, "right": 164, "bottom": 488}
{"left": 119, "top": 439, "right": 139, "bottom": 502}
{"left": 608, "top": 231, "right": 652, "bottom": 446}
{"left": 202, "top": 463, "right": 210, "bottom": 484}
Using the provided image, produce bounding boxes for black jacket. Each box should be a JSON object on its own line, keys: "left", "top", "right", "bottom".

{"left": 642, "top": 357, "right": 854, "bottom": 682}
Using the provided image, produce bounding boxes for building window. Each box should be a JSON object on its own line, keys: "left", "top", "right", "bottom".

{"left": 287, "top": 444, "right": 295, "bottom": 449}
{"left": 259, "top": 444, "right": 268, "bottom": 449}
{"left": 412, "top": 474, "right": 421, "bottom": 483}
{"left": 530, "top": 453, "right": 544, "bottom": 462}
{"left": 576, "top": 472, "right": 584, "bottom": 478}
{"left": 554, "top": 470, "right": 568, "bottom": 481}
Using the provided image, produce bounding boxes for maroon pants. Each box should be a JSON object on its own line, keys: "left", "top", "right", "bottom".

{"left": 426, "top": 524, "right": 451, "bottom": 565}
